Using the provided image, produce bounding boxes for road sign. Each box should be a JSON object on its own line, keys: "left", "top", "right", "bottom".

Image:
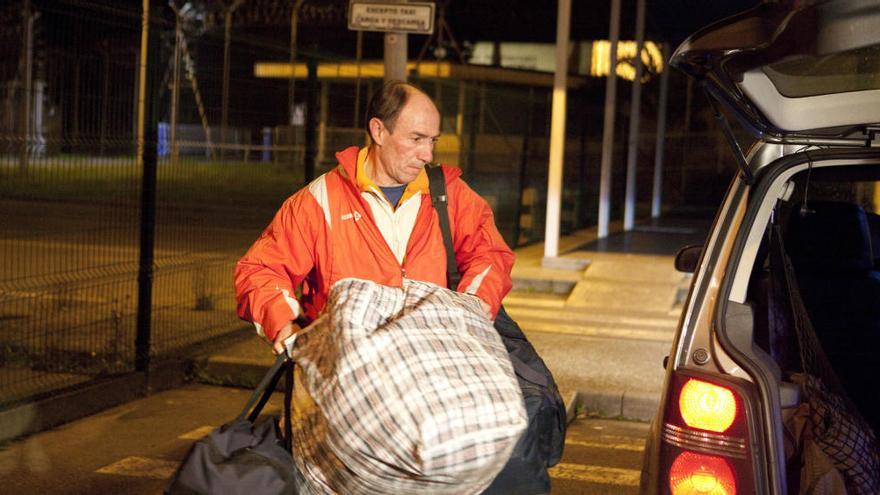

{"left": 348, "top": 1, "right": 435, "bottom": 35}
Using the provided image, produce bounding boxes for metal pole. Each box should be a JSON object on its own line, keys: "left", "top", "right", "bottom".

{"left": 455, "top": 81, "right": 465, "bottom": 136}
{"left": 623, "top": 0, "right": 646, "bottom": 231}
{"left": 682, "top": 76, "right": 694, "bottom": 197}
{"left": 354, "top": 30, "right": 363, "bottom": 128}
{"left": 221, "top": 9, "right": 232, "bottom": 161}
{"left": 133, "top": 48, "right": 140, "bottom": 146}
{"left": 478, "top": 83, "right": 486, "bottom": 133}
{"left": 221, "top": 0, "right": 244, "bottom": 161}
{"left": 304, "top": 57, "right": 318, "bottom": 182}
{"left": 365, "top": 81, "right": 374, "bottom": 146}
{"left": 18, "top": 0, "right": 33, "bottom": 174}
{"left": 455, "top": 80, "right": 465, "bottom": 167}
{"left": 100, "top": 41, "right": 110, "bottom": 156}
{"left": 384, "top": 0, "right": 408, "bottom": 83}
{"left": 170, "top": 15, "right": 181, "bottom": 165}
{"left": 385, "top": 31, "right": 408, "bottom": 82}
{"left": 597, "top": 0, "right": 621, "bottom": 239}
{"left": 317, "top": 81, "right": 328, "bottom": 164}
{"left": 73, "top": 48, "right": 81, "bottom": 151}
{"left": 466, "top": 84, "right": 479, "bottom": 174}
{"left": 652, "top": 43, "right": 671, "bottom": 218}
{"left": 513, "top": 87, "right": 534, "bottom": 248}
{"left": 136, "top": 0, "right": 160, "bottom": 373}
{"left": 289, "top": 0, "right": 305, "bottom": 126}
{"left": 543, "top": 0, "right": 571, "bottom": 261}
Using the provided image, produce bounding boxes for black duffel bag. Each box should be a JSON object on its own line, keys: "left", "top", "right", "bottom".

{"left": 481, "top": 307, "right": 567, "bottom": 495}
{"left": 427, "top": 165, "right": 567, "bottom": 495}
{"left": 166, "top": 351, "right": 300, "bottom": 495}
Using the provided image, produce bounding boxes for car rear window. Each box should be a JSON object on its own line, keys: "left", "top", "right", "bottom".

{"left": 762, "top": 44, "right": 880, "bottom": 97}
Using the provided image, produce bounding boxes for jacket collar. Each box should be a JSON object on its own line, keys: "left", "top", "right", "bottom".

{"left": 336, "top": 146, "right": 460, "bottom": 207}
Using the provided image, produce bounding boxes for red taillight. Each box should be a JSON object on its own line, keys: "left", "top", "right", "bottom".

{"left": 679, "top": 378, "right": 737, "bottom": 433}
{"left": 658, "top": 372, "right": 757, "bottom": 494}
{"left": 669, "top": 451, "right": 736, "bottom": 495}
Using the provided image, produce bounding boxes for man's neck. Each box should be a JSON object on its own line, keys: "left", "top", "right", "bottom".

{"left": 366, "top": 151, "right": 403, "bottom": 187}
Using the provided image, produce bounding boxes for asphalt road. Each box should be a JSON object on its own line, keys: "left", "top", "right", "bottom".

{"left": 0, "top": 384, "right": 648, "bottom": 494}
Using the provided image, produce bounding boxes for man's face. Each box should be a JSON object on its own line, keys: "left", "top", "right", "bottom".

{"left": 370, "top": 92, "right": 441, "bottom": 186}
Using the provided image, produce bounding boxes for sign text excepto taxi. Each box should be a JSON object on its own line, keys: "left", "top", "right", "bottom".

{"left": 348, "top": 1, "right": 435, "bottom": 35}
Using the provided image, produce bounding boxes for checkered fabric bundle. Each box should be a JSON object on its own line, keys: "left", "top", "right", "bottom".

{"left": 290, "top": 278, "right": 527, "bottom": 495}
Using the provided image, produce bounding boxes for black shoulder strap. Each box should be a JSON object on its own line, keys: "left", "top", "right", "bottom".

{"left": 426, "top": 164, "right": 461, "bottom": 290}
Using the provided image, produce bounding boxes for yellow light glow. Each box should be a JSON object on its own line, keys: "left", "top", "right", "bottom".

{"left": 254, "top": 61, "right": 452, "bottom": 79}
{"left": 691, "top": 473, "right": 719, "bottom": 492}
{"left": 679, "top": 379, "right": 737, "bottom": 433}
{"left": 590, "top": 40, "right": 665, "bottom": 81}
{"left": 669, "top": 451, "right": 736, "bottom": 495}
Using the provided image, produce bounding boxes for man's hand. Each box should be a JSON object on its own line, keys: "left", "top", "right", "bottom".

{"left": 272, "top": 322, "right": 296, "bottom": 355}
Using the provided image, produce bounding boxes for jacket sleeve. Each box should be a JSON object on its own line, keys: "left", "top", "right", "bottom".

{"left": 448, "top": 178, "right": 515, "bottom": 318}
{"left": 234, "top": 191, "right": 318, "bottom": 342}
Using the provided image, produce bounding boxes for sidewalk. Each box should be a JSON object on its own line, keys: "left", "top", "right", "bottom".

{"left": 193, "top": 213, "right": 710, "bottom": 422}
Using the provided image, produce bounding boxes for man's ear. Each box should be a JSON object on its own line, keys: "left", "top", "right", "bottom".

{"left": 368, "top": 117, "right": 384, "bottom": 145}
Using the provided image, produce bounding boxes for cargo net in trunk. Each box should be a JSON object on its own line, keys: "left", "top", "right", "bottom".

{"left": 772, "top": 222, "right": 880, "bottom": 494}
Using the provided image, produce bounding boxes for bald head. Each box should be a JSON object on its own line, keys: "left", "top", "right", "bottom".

{"left": 365, "top": 81, "right": 437, "bottom": 139}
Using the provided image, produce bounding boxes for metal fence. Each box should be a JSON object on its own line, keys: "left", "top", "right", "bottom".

{"left": 0, "top": 0, "right": 733, "bottom": 410}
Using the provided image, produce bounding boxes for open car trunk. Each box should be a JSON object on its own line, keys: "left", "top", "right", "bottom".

{"left": 729, "top": 155, "right": 880, "bottom": 493}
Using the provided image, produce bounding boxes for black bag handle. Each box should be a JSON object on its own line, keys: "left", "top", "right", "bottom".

{"left": 426, "top": 164, "right": 461, "bottom": 290}
{"left": 238, "top": 352, "right": 290, "bottom": 422}
{"left": 237, "top": 350, "right": 295, "bottom": 452}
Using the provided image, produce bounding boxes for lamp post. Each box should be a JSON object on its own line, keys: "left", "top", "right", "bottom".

{"left": 221, "top": 0, "right": 245, "bottom": 162}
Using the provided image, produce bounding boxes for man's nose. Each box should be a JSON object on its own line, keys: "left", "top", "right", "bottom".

{"left": 417, "top": 141, "right": 433, "bottom": 164}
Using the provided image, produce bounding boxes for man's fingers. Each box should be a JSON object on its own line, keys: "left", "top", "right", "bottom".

{"left": 272, "top": 340, "right": 286, "bottom": 355}
{"left": 271, "top": 320, "right": 304, "bottom": 355}
{"left": 272, "top": 322, "right": 296, "bottom": 355}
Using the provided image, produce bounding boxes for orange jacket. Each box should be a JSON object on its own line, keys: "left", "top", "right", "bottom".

{"left": 234, "top": 146, "right": 514, "bottom": 342}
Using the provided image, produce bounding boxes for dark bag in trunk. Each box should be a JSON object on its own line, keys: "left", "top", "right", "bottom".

{"left": 165, "top": 352, "right": 300, "bottom": 495}
{"left": 427, "top": 165, "right": 567, "bottom": 495}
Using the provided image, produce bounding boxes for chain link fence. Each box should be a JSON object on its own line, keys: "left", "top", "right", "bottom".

{"left": 0, "top": 0, "right": 732, "bottom": 410}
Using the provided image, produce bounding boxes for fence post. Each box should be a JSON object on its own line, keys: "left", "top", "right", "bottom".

{"left": 18, "top": 0, "right": 34, "bottom": 174}
{"left": 170, "top": 13, "right": 181, "bottom": 166}
{"left": 512, "top": 87, "right": 534, "bottom": 247}
{"left": 136, "top": 0, "right": 161, "bottom": 373}
{"left": 317, "top": 81, "right": 328, "bottom": 164}
{"left": 100, "top": 40, "right": 110, "bottom": 156}
{"left": 465, "top": 84, "right": 479, "bottom": 174}
{"left": 304, "top": 56, "right": 318, "bottom": 182}
{"left": 288, "top": 0, "right": 305, "bottom": 126}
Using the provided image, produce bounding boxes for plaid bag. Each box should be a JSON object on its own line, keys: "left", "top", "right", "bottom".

{"left": 290, "top": 278, "right": 527, "bottom": 495}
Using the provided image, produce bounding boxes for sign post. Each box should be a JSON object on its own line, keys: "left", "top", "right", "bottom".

{"left": 348, "top": 1, "right": 435, "bottom": 83}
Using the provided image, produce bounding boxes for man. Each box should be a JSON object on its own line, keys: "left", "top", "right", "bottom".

{"left": 235, "top": 81, "right": 514, "bottom": 353}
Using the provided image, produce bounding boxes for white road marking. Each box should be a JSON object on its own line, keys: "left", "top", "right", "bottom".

{"left": 565, "top": 438, "right": 645, "bottom": 452}
{"left": 505, "top": 305, "right": 678, "bottom": 328}
{"left": 503, "top": 294, "right": 567, "bottom": 308}
{"left": 178, "top": 425, "right": 215, "bottom": 440}
{"left": 509, "top": 319, "right": 672, "bottom": 342}
{"left": 96, "top": 456, "right": 178, "bottom": 479}
{"left": 549, "top": 462, "right": 640, "bottom": 486}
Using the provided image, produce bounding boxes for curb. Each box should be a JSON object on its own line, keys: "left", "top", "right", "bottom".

{"left": 564, "top": 391, "right": 579, "bottom": 425}
{"left": 0, "top": 373, "right": 147, "bottom": 444}
{"left": 193, "top": 357, "right": 276, "bottom": 390}
{"left": 572, "top": 390, "right": 658, "bottom": 422}
{"left": 192, "top": 358, "right": 660, "bottom": 424}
